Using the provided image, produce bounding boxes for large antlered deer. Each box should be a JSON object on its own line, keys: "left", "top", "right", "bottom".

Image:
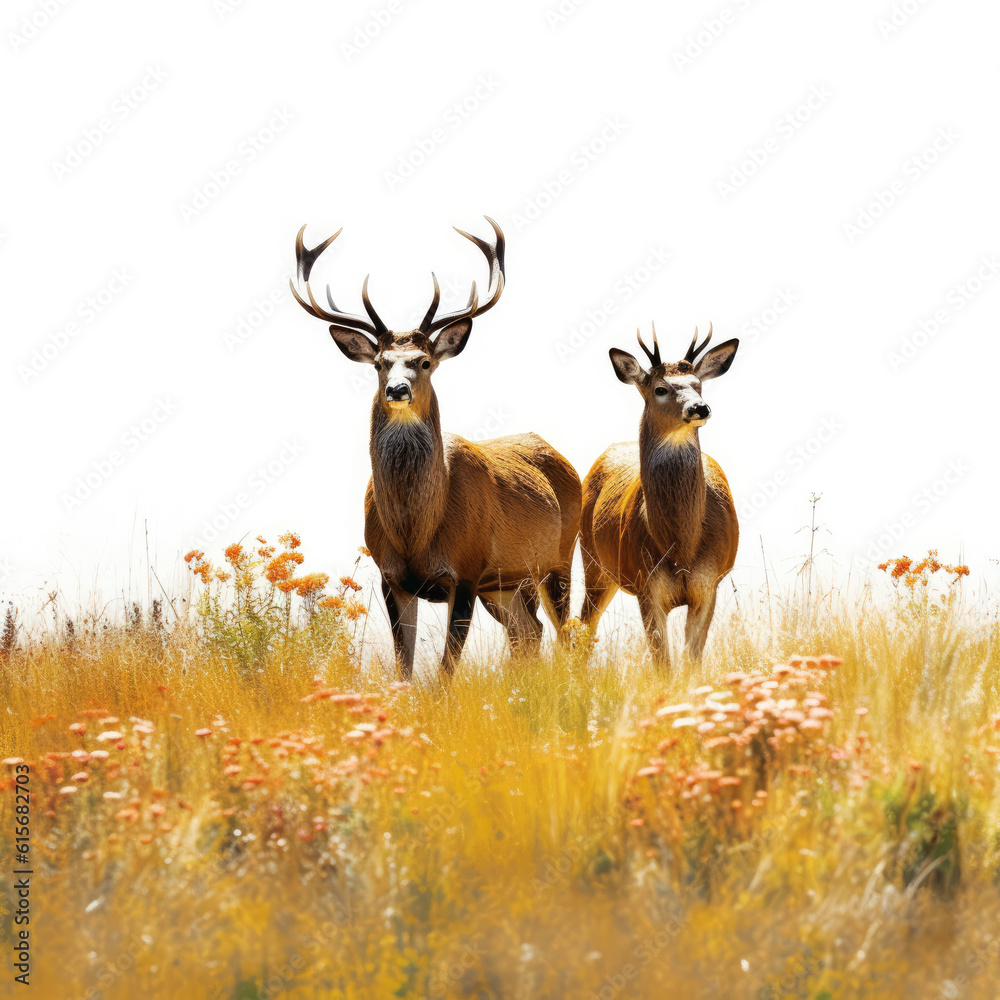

{"left": 291, "top": 217, "right": 582, "bottom": 678}
{"left": 580, "top": 324, "right": 739, "bottom": 667}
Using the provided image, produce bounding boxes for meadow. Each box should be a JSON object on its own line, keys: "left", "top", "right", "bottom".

{"left": 1, "top": 537, "right": 998, "bottom": 1000}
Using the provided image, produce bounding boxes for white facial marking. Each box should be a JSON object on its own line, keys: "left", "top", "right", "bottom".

{"left": 653, "top": 373, "right": 708, "bottom": 444}
{"left": 378, "top": 347, "right": 430, "bottom": 421}
{"left": 654, "top": 375, "right": 703, "bottom": 410}
{"left": 379, "top": 349, "right": 426, "bottom": 385}
{"left": 668, "top": 374, "right": 703, "bottom": 413}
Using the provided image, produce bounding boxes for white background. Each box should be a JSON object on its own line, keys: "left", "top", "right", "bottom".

{"left": 3, "top": 0, "right": 998, "bottom": 651}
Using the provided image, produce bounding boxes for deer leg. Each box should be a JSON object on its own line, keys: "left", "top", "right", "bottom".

{"left": 538, "top": 566, "right": 572, "bottom": 638}
{"left": 638, "top": 591, "right": 671, "bottom": 670}
{"left": 478, "top": 593, "right": 505, "bottom": 625}
{"left": 382, "top": 581, "right": 418, "bottom": 680}
{"left": 479, "top": 587, "right": 542, "bottom": 657}
{"left": 442, "top": 580, "right": 476, "bottom": 676}
{"left": 508, "top": 588, "right": 543, "bottom": 657}
{"left": 580, "top": 548, "right": 618, "bottom": 638}
{"left": 683, "top": 587, "right": 719, "bottom": 663}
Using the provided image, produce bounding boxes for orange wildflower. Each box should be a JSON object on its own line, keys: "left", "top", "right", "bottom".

{"left": 265, "top": 551, "right": 304, "bottom": 583}
{"left": 880, "top": 550, "right": 970, "bottom": 588}
{"left": 293, "top": 573, "right": 329, "bottom": 597}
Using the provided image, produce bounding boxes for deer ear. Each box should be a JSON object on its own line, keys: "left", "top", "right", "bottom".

{"left": 609, "top": 348, "right": 647, "bottom": 386}
{"left": 431, "top": 319, "right": 473, "bottom": 361}
{"left": 695, "top": 339, "right": 739, "bottom": 381}
{"left": 329, "top": 326, "right": 378, "bottom": 364}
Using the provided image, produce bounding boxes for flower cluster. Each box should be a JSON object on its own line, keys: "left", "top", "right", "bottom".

{"left": 1, "top": 682, "right": 430, "bottom": 853}
{"left": 185, "top": 532, "right": 364, "bottom": 613}
{"left": 180, "top": 533, "right": 368, "bottom": 668}
{"left": 1, "top": 711, "right": 184, "bottom": 847}
{"left": 208, "top": 684, "right": 430, "bottom": 838}
{"left": 629, "top": 655, "right": 846, "bottom": 829}
{"left": 878, "top": 549, "right": 969, "bottom": 589}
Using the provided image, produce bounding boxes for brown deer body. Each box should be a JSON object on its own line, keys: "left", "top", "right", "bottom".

{"left": 292, "top": 218, "right": 581, "bottom": 677}
{"left": 580, "top": 325, "right": 739, "bottom": 667}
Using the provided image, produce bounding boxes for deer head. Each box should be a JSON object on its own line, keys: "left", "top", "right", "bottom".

{"left": 609, "top": 323, "right": 739, "bottom": 444}
{"left": 290, "top": 217, "right": 505, "bottom": 420}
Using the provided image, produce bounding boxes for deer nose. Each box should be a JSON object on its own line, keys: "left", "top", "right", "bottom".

{"left": 686, "top": 403, "right": 711, "bottom": 422}
{"left": 385, "top": 382, "right": 412, "bottom": 403}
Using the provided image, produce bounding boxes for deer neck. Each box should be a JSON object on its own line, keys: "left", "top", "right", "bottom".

{"left": 638, "top": 416, "right": 706, "bottom": 571}
{"left": 369, "top": 392, "right": 449, "bottom": 558}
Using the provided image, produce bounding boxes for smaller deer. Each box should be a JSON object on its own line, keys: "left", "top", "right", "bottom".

{"left": 580, "top": 324, "right": 739, "bottom": 667}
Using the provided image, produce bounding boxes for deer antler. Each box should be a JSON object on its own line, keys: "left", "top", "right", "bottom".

{"left": 684, "top": 322, "right": 713, "bottom": 364}
{"left": 419, "top": 216, "right": 505, "bottom": 335}
{"left": 289, "top": 225, "right": 388, "bottom": 338}
{"left": 636, "top": 322, "right": 662, "bottom": 368}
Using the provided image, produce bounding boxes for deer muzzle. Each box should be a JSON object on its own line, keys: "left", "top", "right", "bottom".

{"left": 385, "top": 382, "right": 413, "bottom": 405}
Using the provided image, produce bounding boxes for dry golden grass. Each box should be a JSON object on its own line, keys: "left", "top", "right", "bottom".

{"left": 1, "top": 546, "right": 999, "bottom": 999}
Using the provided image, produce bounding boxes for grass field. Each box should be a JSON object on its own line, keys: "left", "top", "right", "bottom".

{"left": 1, "top": 539, "right": 998, "bottom": 999}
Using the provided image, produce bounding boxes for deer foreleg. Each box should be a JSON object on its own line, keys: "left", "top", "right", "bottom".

{"left": 382, "top": 581, "right": 418, "bottom": 680}
{"left": 481, "top": 586, "right": 543, "bottom": 658}
{"left": 639, "top": 590, "right": 672, "bottom": 671}
{"left": 682, "top": 586, "right": 718, "bottom": 663}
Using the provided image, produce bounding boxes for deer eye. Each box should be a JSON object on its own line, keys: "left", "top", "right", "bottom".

{"left": 422, "top": 360, "right": 431, "bottom": 370}
{"left": 374, "top": 362, "right": 381, "bottom": 371}
{"left": 654, "top": 386, "right": 669, "bottom": 397}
